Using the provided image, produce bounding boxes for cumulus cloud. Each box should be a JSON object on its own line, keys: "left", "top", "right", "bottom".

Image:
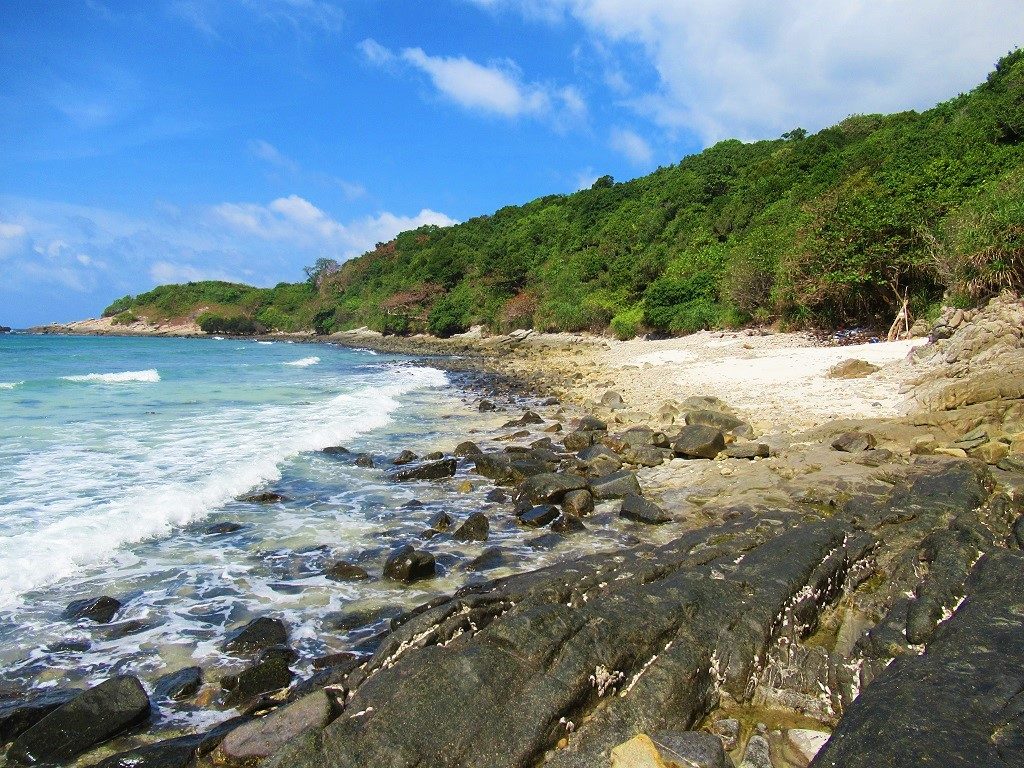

{"left": 212, "top": 194, "right": 457, "bottom": 257}
{"left": 609, "top": 127, "right": 653, "bottom": 165}
{"left": 361, "top": 39, "right": 586, "bottom": 124}
{"left": 474, "top": 0, "right": 1024, "bottom": 142}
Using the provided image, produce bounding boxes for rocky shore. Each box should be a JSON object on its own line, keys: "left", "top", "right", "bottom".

{"left": 7, "top": 293, "right": 1024, "bottom": 767}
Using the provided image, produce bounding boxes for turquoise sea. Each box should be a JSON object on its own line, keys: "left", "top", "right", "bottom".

{"left": 0, "top": 333, "right": 497, "bottom": 725}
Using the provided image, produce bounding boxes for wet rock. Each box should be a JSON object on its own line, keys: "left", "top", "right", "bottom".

{"left": 518, "top": 504, "right": 559, "bottom": 527}
{"left": 589, "top": 469, "right": 643, "bottom": 499}
{"left": 423, "top": 451, "right": 445, "bottom": 461}
{"left": 551, "top": 514, "right": 586, "bottom": 534}
{"left": 739, "top": 734, "right": 772, "bottom": 768}
{"left": 325, "top": 605, "right": 403, "bottom": 632}
{"left": 383, "top": 545, "right": 437, "bottom": 583}
{"left": 322, "top": 446, "right": 349, "bottom": 456}
{"left": 619, "top": 493, "right": 671, "bottom": 524}
{"left": 216, "top": 690, "right": 332, "bottom": 764}
{"left": 312, "top": 651, "right": 360, "bottom": 670}
{"left": 562, "top": 488, "right": 595, "bottom": 517}
{"left": 610, "top": 731, "right": 726, "bottom": 768}
{"left": 525, "top": 532, "right": 563, "bottom": 549}
{"left": 103, "top": 618, "right": 158, "bottom": 640}
{"left": 391, "top": 450, "right": 418, "bottom": 465}
{"left": 516, "top": 472, "right": 589, "bottom": 504}
{"left": 325, "top": 561, "right": 370, "bottom": 581}
{"left": 484, "top": 488, "right": 508, "bottom": 503}
{"left": 240, "top": 491, "right": 289, "bottom": 503}
{"left": 221, "top": 648, "right": 294, "bottom": 708}
{"left": 455, "top": 441, "right": 482, "bottom": 457}
{"left": 153, "top": 666, "right": 203, "bottom": 701}
{"left": 466, "top": 547, "right": 509, "bottom": 572}
{"left": 222, "top": 617, "right": 289, "bottom": 655}
{"left": 577, "top": 444, "right": 624, "bottom": 476}
{"left": 453, "top": 512, "right": 490, "bottom": 542}
{"left": 63, "top": 595, "right": 121, "bottom": 624}
{"left": 205, "top": 521, "right": 244, "bottom": 535}
{"left": 828, "top": 358, "right": 880, "bottom": 379}
{"left": 0, "top": 689, "right": 79, "bottom": 744}
{"left": 503, "top": 410, "right": 544, "bottom": 427}
{"left": 473, "top": 453, "right": 549, "bottom": 484}
{"left": 91, "top": 718, "right": 247, "bottom": 768}
{"left": 724, "top": 442, "right": 770, "bottom": 459}
{"left": 355, "top": 453, "right": 375, "bottom": 468}
{"left": 673, "top": 425, "right": 726, "bottom": 459}
{"left": 428, "top": 511, "right": 453, "bottom": 532}
{"left": 389, "top": 458, "right": 457, "bottom": 482}
{"left": 478, "top": 399, "right": 497, "bottom": 412}
{"left": 7, "top": 675, "right": 150, "bottom": 765}
{"left": 711, "top": 718, "right": 740, "bottom": 751}
{"left": 402, "top": 499, "right": 424, "bottom": 509}
{"left": 832, "top": 431, "right": 877, "bottom": 453}
{"left": 784, "top": 728, "right": 830, "bottom": 767}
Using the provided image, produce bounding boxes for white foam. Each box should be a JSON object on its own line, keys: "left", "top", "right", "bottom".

{"left": 284, "top": 356, "right": 320, "bottom": 367}
{"left": 0, "top": 365, "right": 448, "bottom": 608}
{"left": 212, "top": 336, "right": 225, "bottom": 340}
{"left": 256, "top": 341, "right": 274, "bottom": 345}
{"left": 62, "top": 369, "right": 161, "bottom": 384}
{"left": 0, "top": 382, "right": 22, "bottom": 390}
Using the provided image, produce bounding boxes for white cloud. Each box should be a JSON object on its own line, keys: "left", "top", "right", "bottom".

{"left": 363, "top": 40, "right": 586, "bottom": 124}
{"left": 213, "top": 194, "right": 457, "bottom": 258}
{"left": 609, "top": 127, "right": 653, "bottom": 165}
{"left": 248, "top": 139, "right": 300, "bottom": 173}
{"left": 248, "top": 139, "right": 365, "bottom": 200}
{"left": 478, "top": 0, "right": 1024, "bottom": 142}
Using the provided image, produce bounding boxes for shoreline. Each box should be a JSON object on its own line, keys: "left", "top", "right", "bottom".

{"left": 5, "top": 295, "right": 1024, "bottom": 767}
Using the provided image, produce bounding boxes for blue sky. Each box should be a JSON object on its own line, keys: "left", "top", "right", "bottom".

{"left": 1, "top": 0, "right": 1021, "bottom": 327}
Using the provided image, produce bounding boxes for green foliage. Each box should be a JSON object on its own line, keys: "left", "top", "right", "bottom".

{"left": 110, "top": 311, "right": 138, "bottom": 326}
{"left": 610, "top": 305, "right": 643, "bottom": 340}
{"left": 197, "top": 312, "right": 266, "bottom": 336}
{"left": 105, "top": 51, "right": 1024, "bottom": 336}
{"left": 103, "top": 295, "right": 134, "bottom": 317}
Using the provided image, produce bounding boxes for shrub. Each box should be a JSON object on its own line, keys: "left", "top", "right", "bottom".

{"left": 500, "top": 291, "right": 537, "bottom": 331}
{"left": 197, "top": 312, "right": 266, "bottom": 335}
{"left": 427, "top": 288, "right": 472, "bottom": 337}
{"left": 102, "top": 295, "right": 134, "bottom": 317}
{"left": 110, "top": 311, "right": 139, "bottom": 326}
{"left": 610, "top": 306, "right": 643, "bottom": 340}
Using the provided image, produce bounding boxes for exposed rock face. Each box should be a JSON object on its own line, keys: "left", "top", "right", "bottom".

{"left": 0, "top": 689, "right": 79, "bottom": 744}
{"left": 255, "top": 457, "right": 1015, "bottom": 768}
{"left": 7, "top": 676, "right": 151, "bottom": 765}
{"left": 216, "top": 691, "right": 333, "bottom": 765}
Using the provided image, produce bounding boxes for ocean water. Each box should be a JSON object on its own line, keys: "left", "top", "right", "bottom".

{"left": 0, "top": 333, "right": 653, "bottom": 730}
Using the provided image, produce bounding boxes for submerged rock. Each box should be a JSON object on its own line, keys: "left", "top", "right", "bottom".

{"left": 324, "top": 561, "right": 370, "bottom": 581}
{"left": 7, "top": 676, "right": 150, "bottom": 765}
{"left": 239, "top": 491, "right": 289, "bottom": 504}
{"left": 63, "top": 595, "right": 121, "bottom": 624}
{"left": 389, "top": 458, "right": 457, "bottom": 482}
{"left": 205, "top": 521, "right": 244, "bottom": 535}
{"left": 222, "top": 617, "right": 289, "bottom": 655}
{"left": 153, "top": 666, "right": 203, "bottom": 701}
{"left": 383, "top": 545, "right": 436, "bottom": 583}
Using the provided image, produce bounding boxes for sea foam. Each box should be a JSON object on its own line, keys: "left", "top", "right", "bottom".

{"left": 0, "top": 382, "right": 22, "bottom": 390}
{"left": 0, "top": 364, "right": 447, "bottom": 608}
{"left": 284, "top": 356, "right": 320, "bottom": 367}
{"left": 62, "top": 369, "right": 161, "bottom": 383}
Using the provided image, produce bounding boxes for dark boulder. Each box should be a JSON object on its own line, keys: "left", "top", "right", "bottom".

{"left": 832, "top": 431, "right": 878, "bottom": 452}
{"left": 672, "top": 425, "right": 725, "bottom": 459}
{"left": 478, "top": 399, "right": 496, "bottom": 412}
{"left": 221, "top": 648, "right": 293, "bottom": 708}
{"left": 724, "top": 442, "right": 770, "bottom": 459}
{"left": 428, "top": 511, "right": 453, "bottom": 532}
{"left": 518, "top": 505, "right": 559, "bottom": 528}
{"left": 466, "top": 547, "right": 509, "bottom": 572}
{"left": 63, "top": 595, "right": 121, "bottom": 624}
{"left": 90, "top": 717, "right": 247, "bottom": 768}
{"left": 484, "top": 488, "right": 507, "bottom": 503}
{"left": 153, "top": 666, "right": 203, "bottom": 701}
{"left": 576, "top": 444, "right": 623, "bottom": 476}
{"left": 563, "top": 430, "right": 597, "bottom": 451}
{"left": 7, "top": 676, "right": 150, "bottom": 765}
{"left": 577, "top": 415, "right": 608, "bottom": 432}
{"left": 423, "top": 451, "right": 444, "bottom": 460}
{"left": 619, "top": 493, "right": 671, "bottom": 524}
{"left": 589, "top": 470, "right": 643, "bottom": 499}
{"left": 515, "top": 472, "right": 589, "bottom": 504}
{"left": 239, "top": 491, "right": 289, "bottom": 503}
{"left": 551, "top": 514, "right": 586, "bottom": 534}
{"left": 0, "top": 689, "right": 79, "bottom": 744}
{"left": 453, "top": 512, "right": 490, "bottom": 542}
{"left": 389, "top": 458, "right": 457, "bottom": 482}
{"left": 622, "top": 445, "right": 670, "bottom": 467}
{"left": 684, "top": 408, "right": 751, "bottom": 436}
{"left": 325, "top": 561, "right": 370, "bottom": 581}
{"left": 355, "top": 453, "right": 375, "bottom": 468}
{"left": 503, "top": 410, "right": 544, "bottom": 427}
{"left": 562, "top": 488, "right": 594, "bottom": 517}
{"left": 204, "top": 521, "right": 243, "bottom": 535}
{"left": 391, "top": 450, "right": 418, "bottom": 465}
{"left": 473, "top": 453, "right": 548, "bottom": 484}
{"left": 322, "top": 446, "right": 349, "bottom": 455}
{"left": 454, "top": 441, "right": 482, "bottom": 457}
{"left": 222, "top": 617, "right": 289, "bottom": 655}
{"left": 383, "top": 546, "right": 437, "bottom": 583}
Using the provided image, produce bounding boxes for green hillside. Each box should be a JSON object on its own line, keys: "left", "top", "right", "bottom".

{"left": 106, "top": 50, "right": 1024, "bottom": 338}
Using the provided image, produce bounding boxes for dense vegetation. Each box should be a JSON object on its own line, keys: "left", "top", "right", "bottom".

{"left": 106, "top": 51, "right": 1024, "bottom": 338}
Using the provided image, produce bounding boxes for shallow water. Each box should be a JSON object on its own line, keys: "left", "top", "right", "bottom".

{"left": 0, "top": 333, "right": 665, "bottom": 729}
